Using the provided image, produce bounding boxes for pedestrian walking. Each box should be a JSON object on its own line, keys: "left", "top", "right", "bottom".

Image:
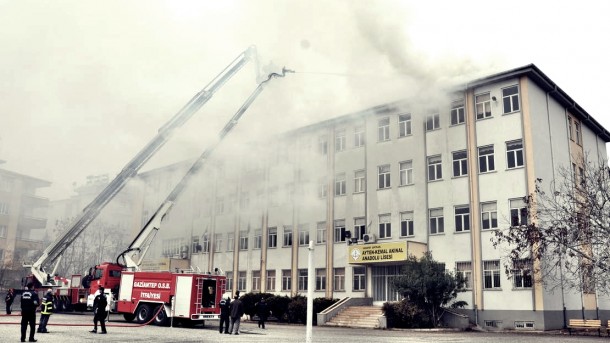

{"left": 5, "top": 288, "right": 15, "bottom": 315}
{"left": 90, "top": 286, "right": 108, "bottom": 334}
{"left": 256, "top": 298, "right": 269, "bottom": 329}
{"left": 228, "top": 293, "right": 244, "bottom": 335}
{"left": 37, "top": 289, "right": 54, "bottom": 333}
{"left": 20, "top": 282, "right": 39, "bottom": 342}
{"left": 218, "top": 296, "right": 231, "bottom": 334}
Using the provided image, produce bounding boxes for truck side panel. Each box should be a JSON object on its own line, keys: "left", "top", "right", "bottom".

{"left": 174, "top": 275, "right": 194, "bottom": 318}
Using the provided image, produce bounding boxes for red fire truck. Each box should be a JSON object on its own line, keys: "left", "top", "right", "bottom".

{"left": 23, "top": 47, "right": 292, "bottom": 326}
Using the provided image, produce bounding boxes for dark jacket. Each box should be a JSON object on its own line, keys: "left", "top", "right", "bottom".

{"left": 229, "top": 298, "right": 244, "bottom": 318}
{"left": 5, "top": 291, "right": 14, "bottom": 304}
{"left": 257, "top": 300, "right": 269, "bottom": 320}
{"left": 219, "top": 298, "right": 231, "bottom": 317}
{"left": 93, "top": 292, "right": 108, "bottom": 315}
{"left": 20, "top": 289, "right": 40, "bottom": 313}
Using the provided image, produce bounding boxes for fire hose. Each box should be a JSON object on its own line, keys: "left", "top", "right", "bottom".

{"left": 0, "top": 305, "right": 163, "bottom": 327}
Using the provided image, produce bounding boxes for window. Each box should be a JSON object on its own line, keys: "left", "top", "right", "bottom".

{"left": 334, "top": 219, "right": 347, "bottom": 243}
{"left": 239, "top": 230, "right": 248, "bottom": 250}
{"left": 299, "top": 224, "right": 310, "bottom": 246}
{"left": 240, "top": 191, "right": 249, "bottom": 209}
{"left": 252, "top": 271, "right": 261, "bottom": 292}
{"left": 282, "top": 270, "right": 291, "bottom": 291}
{"left": 316, "top": 222, "right": 326, "bottom": 244}
{"left": 483, "top": 260, "right": 501, "bottom": 289}
{"left": 400, "top": 212, "right": 414, "bottom": 237}
{"left": 476, "top": 93, "right": 491, "bottom": 119}
{"left": 378, "top": 164, "right": 391, "bottom": 189}
{"left": 456, "top": 262, "right": 472, "bottom": 289}
{"left": 318, "top": 177, "right": 327, "bottom": 198}
{"left": 237, "top": 271, "right": 246, "bottom": 291}
{"left": 354, "top": 125, "right": 365, "bottom": 147}
{"left": 283, "top": 226, "right": 293, "bottom": 247}
{"left": 512, "top": 259, "right": 533, "bottom": 288}
{"left": 427, "top": 155, "right": 442, "bottom": 181}
{"left": 214, "top": 233, "right": 223, "bottom": 252}
{"left": 216, "top": 197, "right": 224, "bottom": 214}
{"left": 298, "top": 269, "right": 308, "bottom": 291}
{"left": 354, "top": 170, "right": 365, "bottom": 193}
{"left": 353, "top": 267, "right": 366, "bottom": 291}
{"left": 354, "top": 218, "right": 366, "bottom": 241}
{"left": 574, "top": 121, "right": 582, "bottom": 145}
{"left": 451, "top": 99, "right": 465, "bottom": 125}
{"left": 318, "top": 135, "right": 328, "bottom": 155}
{"left": 378, "top": 117, "right": 390, "bottom": 141}
{"left": 316, "top": 268, "right": 326, "bottom": 291}
{"left": 510, "top": 198, "right": 527, "bottom": 226}
{"left": 201, "top": 233, "right": 210, "bottom": 253}
{"left": 429, "top": 208, "right": 444, "bottom": 234}
{"left": 254, "top": 229, "right": 262, "bottom": 249}
{"left": 335, "top": 173, "right": 346, "bottom": 196}
{"left": 454, "top": 206, "right": 470, "bottom": 232}
{"left": 506, "top": 140, "right": 524, "bottom": 169}
{"left": 399, "top": 161, "right": 413, "bottom": 186}
{"left": 0, "top": 202, "right": 10, "bottom": 215}
{"left": 481, "top": 202, "right": 498, "bottom": 230}
{"left": 0, "top": 225, "right": 6, "bottom": 238}
{"left": 568, "top": 117, "right": 574, "bottom": 141}
{"left": 268, "top": 227, "right": 277, "bottom": 248}
{"left": 335, "top": 129, "right": 346, "bottom": 152}
{"left": 266, "top": 270, "right": 276, "bottom": 291}
{"left": 378, "top": 214, "right": 391, "bottom": 239}
{"left": 478, "top": 145, "right": 495, "bottom": 173}
{"left": 502, "top": 85, "right": 520, "bottom": 113}
{"left": 227, "top": 233, "right": 234, "bottom": 252}
{"left": 334, "top": 268, "right": 345, "bottom": 291}
{"left": 226, "top": 272, "right": 233, "bottom": 291}
{"left": 425, "top": 113, "right": 440, "bottom": 131}
{"left": 452, "top": 150, "right": 468, "bottom": 177}
{"left": 398, "top": 113, "right": 412, "bottom": 137}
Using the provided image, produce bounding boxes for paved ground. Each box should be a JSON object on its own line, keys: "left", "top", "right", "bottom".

{"left": 0, "top": 312, "right": 608, "bottom": 343}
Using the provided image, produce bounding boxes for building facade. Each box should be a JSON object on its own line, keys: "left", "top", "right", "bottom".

{"left": 141, "top": 64, "right": 609, "bottom": 330}
{"left": 0, "top": 161, "right": 49, "bottom": 289}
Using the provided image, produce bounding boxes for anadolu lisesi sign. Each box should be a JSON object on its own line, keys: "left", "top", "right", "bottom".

{"left": 348, "top": 241, "right": 409, "bottom": 264}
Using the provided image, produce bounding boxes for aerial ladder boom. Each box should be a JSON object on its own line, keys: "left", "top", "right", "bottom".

{"left": 27, "top": 47, "right": 258, "bottom": 286}
{"left": 118, "top": 68, "right": 293, "bottom": 270}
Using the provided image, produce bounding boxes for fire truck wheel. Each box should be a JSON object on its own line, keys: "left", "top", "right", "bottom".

{"left": 153, "top": 306, "right": 170, "bottom": 326}
{"left": 135, "top": 304, "right": 154, "bottom": 324}
{"left": 123, "top": 313, "right": 136, "bottom": 323}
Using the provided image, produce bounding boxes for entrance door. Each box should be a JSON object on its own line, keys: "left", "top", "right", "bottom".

{"left": 371, "top": 265, "right": 402, "bottom": 305}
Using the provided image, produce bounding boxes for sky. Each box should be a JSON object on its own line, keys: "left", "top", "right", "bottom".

{"left": 1, "top": 0, "right": 609, "bottom": 200}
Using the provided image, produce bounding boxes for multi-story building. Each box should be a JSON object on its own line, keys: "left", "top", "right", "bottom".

{"left": 141, "top": 64, "right": 609, "bottom": 330}
{"left": 0, "top": 161, "right": 50, "bottom": 289}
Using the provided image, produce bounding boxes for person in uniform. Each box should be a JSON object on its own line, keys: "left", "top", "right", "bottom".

{"left": 256, "top": 298, "right": 269, "bottom": 329}
{"left": 37, "top": 289, "right": 54, "bottom": 333}
{"left": 90, "top": 286, "right": 108, "bottom": 334}
{"left": 20, "top": 282, "right": 39, "bottom": 342}
{"left": 5, "top": 288, "right": 15, "bottom": 315}
{"left": 218, "top": 296, "right": 231, "bottom": 334}
{"left": 229, "top": 292, "right": 244, "bottom": 335}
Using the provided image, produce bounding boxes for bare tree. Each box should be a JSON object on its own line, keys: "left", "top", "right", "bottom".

{"left": 493, "top": 157, "right": 610, "bottom": 295}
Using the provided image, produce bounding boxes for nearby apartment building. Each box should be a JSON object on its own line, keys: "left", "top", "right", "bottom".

{"left": 0, "top": 161, "right": 49, "bottom": 289}
{"left": 140, "top": 64, "right": 609, "bottom": 330}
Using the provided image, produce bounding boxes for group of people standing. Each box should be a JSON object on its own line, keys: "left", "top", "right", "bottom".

{"left": 5, "top": 283, "right": 109, "bottom": 342}
{"left": 218, "top": 292, "right": 270, "bottom": 335}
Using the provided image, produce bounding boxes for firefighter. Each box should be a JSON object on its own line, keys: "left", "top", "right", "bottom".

{"left": 5, "top": 288, "right": 15, "bottom": 315}
{"left": 20, "top": 282, "right": 39, "bottom": 342}
{"left": 90, "top": 286, "right": 108, "bottom": 334}
{"left": 218, "top": 296, "right": 231, "bottom": 334}
{"left": 37, "top": 289, "right": 54, "bottom": 333}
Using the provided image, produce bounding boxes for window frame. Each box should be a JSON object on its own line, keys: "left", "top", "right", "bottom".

{"left": 283, "top": 225, "right": 293, "bottom": 247}
{"left": 454, "top": 205, "right": 470, "bottom": 232}
{"left": 425, "top": 113, "right": 440, "bottom": 131}
{"left": 378, "top": 164, "right": 391, "bottom": 189}
{"left": 354, "top": 170, "right": 366, "bottom": 193}
{"left": 353, "top": 267, "right": 366, "bottom": 291}
{"left": 483, "top": 260, "right": 501, "bottom": 289}
{"left": 502, "top": 85, "right": 520, "bottom": 114}
{"left": 400, "top": 212, "right": 414, "bottom": 237}
{"left": 456, "top": 261, "right": 472, "bottom": 289}
{"left": 335, "top": 172, "right": 346, "bottom": 196}
{"left": 378, "top": 117, "right": 390, "bottom": 142}
{"left": 334, "top": 267, "right": 345, "bottom": 291}
{"left": 354, "top": 125, "right": 365, "bottom": 147}
{"left": 398, "top": 113, "right": 412, "bottom": 137}
{"left": 429, "top": 208, "right": 444, "bottom": 234}
{"left": 378, "top": 214, "right": 391, "bottom": 239}
{"left": 506, "top": 140, "right": 524, "bottom": 169}
{"left": 298, "top": 225, "right": 310, "bottom": 246}
{"left": 268, "top": 227, "right": 278, "bottom": 248}
{"left": 266, "top": 270, "right": 276, "bottom": 291}
{"left": 334, "top": 219, "right": 347, "bottom": 243}
{"left": 510, "top": 198, "right": 528, "bottom": 227}
{"left": 478, "top": 145, "right": 495, "bottom": 173}
{"left": 399, "top": 160, "right": 413, "bottom": 186}
{"left": 316, "top": 222, "right": 326, "bottom": 244}
{"left": 427, "top": 155, "right": 442, "bottom": 181}
{"left": 451, "top": 99, "right": 465, "bottom": 125}
{"left": 481, "top": 202, "right": 498, "bottom": 230}
{"left": 335, "top": 129, "right": 346, "bottom": 152}
{"left": 452, "top": 150, "right": 468, "bottom": 177}
{"left": 475, "top": 93, "right": 492, "bottom": 119}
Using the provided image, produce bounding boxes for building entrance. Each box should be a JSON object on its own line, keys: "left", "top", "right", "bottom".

{"left": 371, "top": 265, "right": 403, "bottom": 304}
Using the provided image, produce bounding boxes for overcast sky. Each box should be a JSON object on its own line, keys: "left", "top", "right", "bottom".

{"left": 1, "top": 0, "right": 609, "bottom": 200}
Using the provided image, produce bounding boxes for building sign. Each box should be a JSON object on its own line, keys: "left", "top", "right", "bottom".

{"left": 348, "top": 241, "right": 409, "bottom": 264}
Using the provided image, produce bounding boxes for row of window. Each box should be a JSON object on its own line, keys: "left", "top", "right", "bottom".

{"left": 225, "top": 267, "right": 366, "bottom": 293}
{"left": 317, "top": 86, "right": 521, "bottom": 155}
{"left": 457, "top": 259, "right": 532, "bottom": 290}
{"left": 189, "top": 198, "right": 527, "bottom": 254}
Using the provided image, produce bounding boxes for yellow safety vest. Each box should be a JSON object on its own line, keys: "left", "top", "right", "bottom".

{"left": 41, "top": 297, "right": 53, "bottom": 315}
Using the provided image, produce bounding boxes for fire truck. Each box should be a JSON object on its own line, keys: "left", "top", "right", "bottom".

{"left": 23, "top": 47, "right": 292, "bottom": 326}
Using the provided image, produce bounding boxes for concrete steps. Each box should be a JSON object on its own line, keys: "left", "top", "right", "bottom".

{"left": 325, "top": 306, "right": 384, "bottom": 329}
